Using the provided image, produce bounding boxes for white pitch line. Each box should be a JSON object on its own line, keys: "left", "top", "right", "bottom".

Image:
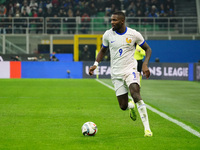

{"left": 96, "top": 79, "right": 200, "bottom": 138}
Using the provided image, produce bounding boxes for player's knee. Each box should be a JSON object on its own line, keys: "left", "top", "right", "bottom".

{"left": 129, "top": 84, "right": 141, "bottom": 102}
{"left": 119, "top": 104, "right": 127, "bottom": 111}
{"left": 131, "top": 93, "right": 141, "bottom": 103}
{"left": 131, "top": 92, "right": 137, "bottom": 99}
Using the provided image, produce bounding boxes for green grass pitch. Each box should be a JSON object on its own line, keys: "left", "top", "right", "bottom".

{"left": 0, "top": 79, "right": 199, "bottom": 150}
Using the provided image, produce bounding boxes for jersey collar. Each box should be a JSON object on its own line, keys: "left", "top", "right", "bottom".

{"left": 115, "top": 27, "right": 127, "bottom": 35}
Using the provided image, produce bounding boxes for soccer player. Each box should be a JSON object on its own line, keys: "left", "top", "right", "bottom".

{"left": 89, "top": 12, "right": 153, "bottom": 137}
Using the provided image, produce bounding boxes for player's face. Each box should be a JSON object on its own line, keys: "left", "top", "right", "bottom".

{"left": 111, "top": 14, "right": 123, "bottom": 31}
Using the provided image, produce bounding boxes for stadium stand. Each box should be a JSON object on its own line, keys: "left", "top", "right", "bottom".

{"left": 1, "top": 0, "right": 177, "bottom": 18}
{"left": 0, "top": 0, "right": 199, "bottom": 56}
{"left": 175, "top": 0, "right": 197, "bottom": 17}
{"left": 0, "top": 0, "right": 180, "bottom": 34}
{"left": 175, "top": 0, "right": 197, "bottom": 33}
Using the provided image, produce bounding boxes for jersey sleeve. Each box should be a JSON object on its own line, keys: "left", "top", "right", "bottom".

{"left": 135, "top": 31, "right": 145, "bottom": 46}
{"left": 102, "top": 30, "right": 109, "bottom": 48}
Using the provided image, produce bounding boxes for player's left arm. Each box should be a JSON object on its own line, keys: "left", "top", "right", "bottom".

{"left": 140, "top": 42, "right": 152, "bottom": 79}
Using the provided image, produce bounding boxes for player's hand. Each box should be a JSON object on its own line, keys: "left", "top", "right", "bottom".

{"left": 89, "top": 65, "right": 97, "bottom": 76}
{"left": 142, "top": 63, "right": 150, "bottom": 79}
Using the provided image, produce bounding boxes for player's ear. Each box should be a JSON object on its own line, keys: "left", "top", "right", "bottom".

{"left": 121, "top": 18, "right": 124, "bottom": 24}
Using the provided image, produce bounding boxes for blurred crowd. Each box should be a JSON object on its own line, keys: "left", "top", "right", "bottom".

{"left": 0, "top": 0, "right": 175, "bottom": 18}
{"left": 0, "top": 0, "right": 175, "bottom": 34}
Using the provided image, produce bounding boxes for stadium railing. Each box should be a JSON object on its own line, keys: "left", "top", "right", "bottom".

{"left": 0, "top": 17, "right": 199, "bottom": 35}
{"left": 0, "top": 17, "right": 200, "bottom": 54}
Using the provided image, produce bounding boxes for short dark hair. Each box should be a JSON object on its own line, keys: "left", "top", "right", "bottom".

{"left": 112, "top": 11, "right": 125, "bottom": 20}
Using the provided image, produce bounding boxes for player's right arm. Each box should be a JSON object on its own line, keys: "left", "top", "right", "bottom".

{"left": 89, "top": 30, "right": 109, "bottom": 76}
{"left": 89, "top": 46, "right": 108, "bottom": 76}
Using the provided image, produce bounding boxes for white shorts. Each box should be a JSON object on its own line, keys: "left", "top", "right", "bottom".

{"left": 112, "top": 71, "right": 140, "bottom": 96}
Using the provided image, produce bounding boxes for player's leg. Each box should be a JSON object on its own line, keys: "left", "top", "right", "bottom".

{"left": 114, "top": 83, "right": 133, "bottom": 111}
{"left": 112, "top": 79, "right": 128, "bottom": 110}
{"left": 117, "top": 92, "right": 137, "bottom": 121}
{"left": 117, "top": 93, "right": 128, "bottom": 110}
{"left": 112, "top": 79, "right": 136, "bottom": 120}
{"left": 129, "top": 83, "right": 152, "bottom": 137}
{"left": 115, "top": 81, "right": 136, "bottom": 120}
